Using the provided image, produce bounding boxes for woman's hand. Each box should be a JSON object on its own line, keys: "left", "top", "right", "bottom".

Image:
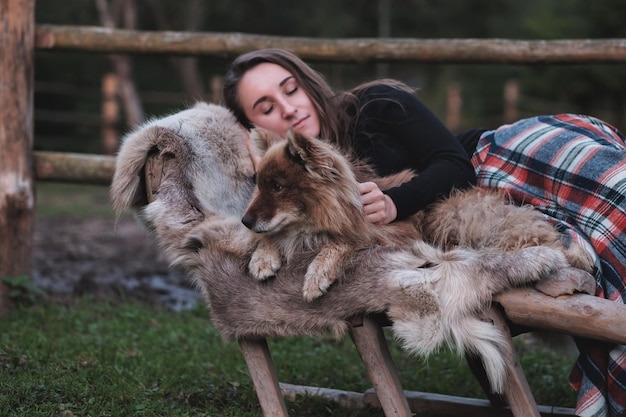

{"left": 242, "top": 128, "right": 262, "bottom": 172}
{"left": 358, "top": 182, "right": 397, "bottom": 225}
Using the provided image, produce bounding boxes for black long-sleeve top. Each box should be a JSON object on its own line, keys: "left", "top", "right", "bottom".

{"left": 348, "top": 84, "right": 483, "bottom": 220}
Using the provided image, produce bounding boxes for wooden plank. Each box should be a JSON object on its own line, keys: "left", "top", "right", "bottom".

{"left": 484, "top": 307, "right": 540, "bottom": 417}
{"left": 465, "top": 352, "right": 507, "bottom": 406}
{"left": 279, "top": 383, "right": 365, "bottom": 409}
{"left": 35, "top": 24, "right": 626, "bottom": 64}
{"left": 33, "top": 151, "right": 116, "bottom": 185}
{"left": 239, "top": 338, "right": 289, "bottom": 417}
{"left": 280, "top": 383, "right": 576, "bottom": 417}
{"left": 0, "top": 0, "right": 36, "bottom": 316}
{"left": 495, "top": 288, "right": 626, "bottom": 345}
{"left": 349, "top": 316, "right": 412, "bottom": 416}
{"left": 370, "top": 389, "right": 576, "bottom": 417}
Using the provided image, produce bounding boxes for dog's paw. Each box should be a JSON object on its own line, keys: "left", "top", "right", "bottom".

{"left": 302, "top": 265, "right": 338, "bottom": 302}
{"left": 534, "top": 266, "right": 596, "bottom": 297}
{"left": 302, "top": 273, "right": 334, "bottom": 302}
{"left": 248, "top": 246, "right": 282, "bottom": 281}
{"left": 301, "top": 243, "right": 348, "bottom": 301}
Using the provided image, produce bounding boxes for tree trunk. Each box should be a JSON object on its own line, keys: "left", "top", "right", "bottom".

{"left": 145, "top": 0, "right": 206, "bottom": 100}
{"left": 0, "top": 0, "right": 36, "bottom": 316}
{"left": 95, "top": 0, "right": 144, "bottom": 127}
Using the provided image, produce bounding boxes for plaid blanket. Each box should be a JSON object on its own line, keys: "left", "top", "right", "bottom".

{"left": 471, "top": 114, "right": 626, "bottom": 417}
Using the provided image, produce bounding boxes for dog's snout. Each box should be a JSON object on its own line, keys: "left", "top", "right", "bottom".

{"left": 241, "top": 213, "right": 254, "bottom": 230}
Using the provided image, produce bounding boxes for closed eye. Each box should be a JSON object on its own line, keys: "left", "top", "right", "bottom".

{"left": 262, "top": 104, "right": 275, "bottom": 115}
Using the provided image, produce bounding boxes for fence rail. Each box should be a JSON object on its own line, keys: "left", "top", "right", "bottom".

{"left": 34, "top": 151, "right": 115, "bottom": 185}
{"left": 35, "top": 24, "right": 626, "bottom": 64}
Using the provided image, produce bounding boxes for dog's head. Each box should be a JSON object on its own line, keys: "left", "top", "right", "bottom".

{"left": 241, "top": 129, "right": 363, "bottom": 235}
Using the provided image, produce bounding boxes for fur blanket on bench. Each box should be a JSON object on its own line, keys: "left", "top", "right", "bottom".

{"left": 109, "top": 102, "right": 587, "bottom": 393}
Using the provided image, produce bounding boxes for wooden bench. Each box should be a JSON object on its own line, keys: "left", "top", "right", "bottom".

{"left": 137, "top": 135, "right": 626, "bottom": 417}
{"left": 239, "top": 289, "right": 626, "bottom": 417}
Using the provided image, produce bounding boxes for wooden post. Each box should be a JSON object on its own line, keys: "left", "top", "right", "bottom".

{"left": 446, "top": 82, "right": 462, "bottom": 132}
{"left": 376, "top": 0, "right": 391, "bottom": 78}
{"left": 210, "top": 75, "right": 222, "bottom": 104}
{"left": 239, "top": 338, "right": 289, "bottom": 417}
{"left": 504, "top": 79, "right": 519, "bottom": 124}
{"left": 102, "top": 73, "right": 120, "bottom": 155}
{"left": 349, "top": 316, "right": 412, "bottom": 416}
{"left": 0, "top": 0, "right": 36, "bottom": 316}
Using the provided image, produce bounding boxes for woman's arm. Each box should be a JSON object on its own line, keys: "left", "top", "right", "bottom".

{"left": 352, "top": 85, "right": 476, "bottom": 220}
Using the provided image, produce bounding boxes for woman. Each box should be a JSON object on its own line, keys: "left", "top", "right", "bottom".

{"left": 222, "top": 49, "right": 478, "bottom": 225}
{"left": 222, "top": 48, "right": 626, "bottom": 417}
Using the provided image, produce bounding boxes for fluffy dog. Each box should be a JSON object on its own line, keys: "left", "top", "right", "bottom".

{"left": 240, "top": 127, "right": 595, "bottom": 392}
{"left": 242, "top": 129, "right": 594, "bottom": 300}
{"left": 110, "top": 102, "right": 593, "bottom": 395}
{"left": 242, "top": 128, "right": 419, "bottom": 301}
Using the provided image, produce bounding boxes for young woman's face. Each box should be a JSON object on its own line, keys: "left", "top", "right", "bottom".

{"left": 236, "top": 62, "right": 320, "bottom": 138}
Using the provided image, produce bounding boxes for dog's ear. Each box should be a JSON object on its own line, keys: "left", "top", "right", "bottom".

{"left": 286, "top": 130, "right": 343, "bottom": 180}
{"left": 286, "top": 129, "right": 317, "bottom": 163}
{"left": 250, "top": 127, "right": 285, "bottom": 157}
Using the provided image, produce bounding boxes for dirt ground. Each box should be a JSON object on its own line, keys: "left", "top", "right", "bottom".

{"left": 31, "top": 214, "right": 203, "bottom": 311}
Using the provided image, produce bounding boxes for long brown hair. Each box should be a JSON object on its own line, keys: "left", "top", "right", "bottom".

{"left": 222, "top": 48, "right": 416, "bottom": 151}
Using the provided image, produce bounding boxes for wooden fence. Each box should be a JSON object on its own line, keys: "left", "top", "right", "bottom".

{"left": 33, "top": 77, "right": 529, "bottom": 153}
{"left": 3, "top": 0, "right": 626, "bottom": 314}
{"left": 34, "top": 24, "right": 626, "bottom": 64}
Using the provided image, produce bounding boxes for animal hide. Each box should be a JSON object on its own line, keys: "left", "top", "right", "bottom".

{"left": 110, "top": 102, "right": 592, "bottom": 393}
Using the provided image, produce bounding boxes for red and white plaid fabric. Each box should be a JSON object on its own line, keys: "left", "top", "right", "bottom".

{"left": 472, "top": 114, "right": 626, "bottom": 417}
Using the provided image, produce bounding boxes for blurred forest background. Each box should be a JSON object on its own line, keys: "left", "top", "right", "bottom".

{"left": 34, "top": 0, "right": 626, "bottom": 155}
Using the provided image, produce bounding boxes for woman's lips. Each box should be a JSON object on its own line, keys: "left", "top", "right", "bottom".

{"left": 293, "top": 116, "right": 308, "bottom": 129}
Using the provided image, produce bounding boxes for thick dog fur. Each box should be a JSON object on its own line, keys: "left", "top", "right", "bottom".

{"left": 241, "top": 128, "right": 595, "bottom": 392}
{"left": 110, "top": 102, "right": 594, "bottom": 394}
{"left": 242, "top": 128, "right": 421, "bottom": 301}
{"left": 242, "top": 129, "right": 594, "bottom": 298}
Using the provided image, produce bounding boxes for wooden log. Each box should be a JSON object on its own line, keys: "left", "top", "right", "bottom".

{"left": 280, "top": 383, "right": 575, "bottom": 417}
{"left": 33, "top": 151, "right": 116, "bottom": 185}
{"left": 483, "top": 307, "right": 540, "bottom": 417}
{"left": 239, "top": 338, "right": 289, "bottom": 417}
{"left": 35, "top": 24, "right": 626, "bottom": 64}
{"left": 446, "top": 83, "right": 462, "bottom": 131}
{"left": 0, "top": 0, "right": 36, "bottom": 316}
{"left": 279, "top": 383, "right": 365, "bottom": 409}
{"left": 385, "top": 389, "right": 576, "bottom": 417}
{"left": 349, "top": 315, "right": 412, "bottom": 416}
{"left": 101, "top": 73, "right": 120, "bottom": 155}
{"left": 503, "top": 79, "right": 519, "bottom": 124}
{"left": 494, "top": 288, "right": 626, "bottom": 345}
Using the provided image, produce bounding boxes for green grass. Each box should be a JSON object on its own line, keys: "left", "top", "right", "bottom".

{"left": 35, "top": 182, "right": 117, "bottom": 218}
{"left": 0, "top": 297, "right": 578, "bottom": 417}
{"left": 16, "top": 182, "right": 579, "bottom": 416}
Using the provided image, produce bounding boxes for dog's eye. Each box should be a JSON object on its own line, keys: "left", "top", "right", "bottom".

{"left": 271, "top": 181, "right": 283, "bottom": 192}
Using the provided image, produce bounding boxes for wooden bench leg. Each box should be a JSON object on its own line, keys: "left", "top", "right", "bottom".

{"left": 239, "top": 338, "right": 289, "bottom": 417}
{"left": 349, "top": 316, "right": 413, "bottom": 417}
{"left": 482, "top": 306, "right": 541, "bottom": 417}
{"left": 466, "top": 351, "right": 507, "bottom": 407}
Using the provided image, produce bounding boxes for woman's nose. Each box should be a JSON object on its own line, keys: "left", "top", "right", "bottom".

{"left": 281, "top": 101, "right": 297, "bottom": 119}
